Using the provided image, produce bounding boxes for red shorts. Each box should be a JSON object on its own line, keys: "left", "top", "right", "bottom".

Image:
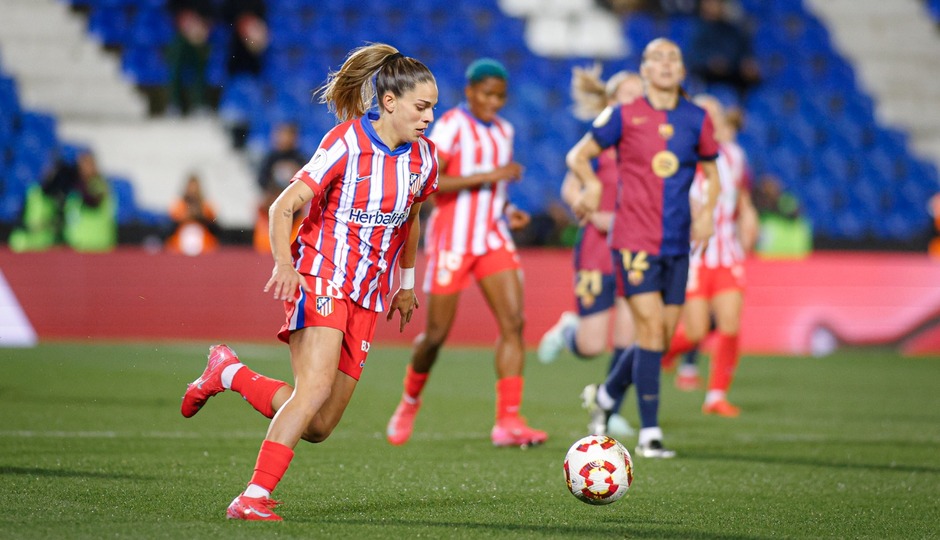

{"left": 686, "top": 264, "right": 746, "bottom": 300}
{"left": 423, "top": 244, "right": 521, "bottom": 294}
{"left": 277, "top": 276, "right": 378, "bottom": 381}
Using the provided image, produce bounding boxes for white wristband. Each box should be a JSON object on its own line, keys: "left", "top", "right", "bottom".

{"left": 400, "top": 267, "right": 415, "bottom": 290}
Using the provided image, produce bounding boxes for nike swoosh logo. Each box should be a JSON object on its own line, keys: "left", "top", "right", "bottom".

{"left": 632, "top": 117, "right": 647, "bottom": 125}
{"left": 355, "top": 175, "right": 370, "bottom": 183}
{"left": 246, "top": 508, "right": 272, "bottom": 518}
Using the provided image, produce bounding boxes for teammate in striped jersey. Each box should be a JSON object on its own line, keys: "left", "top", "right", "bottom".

{"left": 179, "top": 44, "right": 439, "bottom": 521}
{"left": 569, "top": 38, "right": 721, "bottom": 459}
{"left": 386, "top": 58, "right": 547, "bottom": 448}
{"left": 537, "top": 65, "right": 643, "bottom": 438}
{"left": 663, "top": 95, "right": 759, "bottom": 417}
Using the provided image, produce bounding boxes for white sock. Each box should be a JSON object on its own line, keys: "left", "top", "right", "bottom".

{"left": 243, "top": 484, "right": 270, "bottom": 499}
{"left": 638, "top": 426, "right": 664, "bottom": 446}
{"left": 678, "top": 364, "right": 699, "bottom": 377}
{"left": 596, "top": 384, "right": 616, "bottom": 411}
{"left": 705, "top": 390, "right": 726, "bottom": 406}
{"left": 220, "top": 363, "right": 245, "bottom": 389}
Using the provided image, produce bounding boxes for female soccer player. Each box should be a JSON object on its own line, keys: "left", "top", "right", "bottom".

{"left": 662, "top": 95, "right": 759, "bottom": 416}
{"left": 568, "top": 38, "right": 721, "bottom": 458}
{"left": 537, "top": 65, "right": 642, "bottom": 437}
{"left": 385, "top": 58, "right": 547, "bottom": 448}
{"left": 179, "top": 43, "right": 439, "bottom": 520}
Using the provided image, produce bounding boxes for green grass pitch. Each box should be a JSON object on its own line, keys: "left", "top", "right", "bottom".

{"left": 1, "top": 342, "right": 938, "bottom": 539}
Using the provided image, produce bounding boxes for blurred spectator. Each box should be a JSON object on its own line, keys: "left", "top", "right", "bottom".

{"left": 10, "top": 149, "right": 116, "bottom": 252}
{"left": 598, "top": 0, "right": 696, "bottom": 16}
{"left": 165, "top": 173, "right": 220, "bottom": 256}
{"left": 64, "top": 151, "right": 117, "bottom": 252}
{"left": 166, "top": 0, "right": 215, "bottom": 116}
{"left": 220, "top": 0, "right": 269, "bottom": 78}
{"left": 253, "top": 122, "right": 306, "bottom": 253}
{"left": 752, "top": 174, "right": 811, "bottom": 258}
{"left": 686, "top": 0, "right": 760, "bottom": 99}
{"left": 256, "top": 122, "right": 305, "bottom": 192}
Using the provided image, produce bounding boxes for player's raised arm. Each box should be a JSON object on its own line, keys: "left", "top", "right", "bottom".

{"left": 566, "top": 132, "right": 604, "bottom": 220}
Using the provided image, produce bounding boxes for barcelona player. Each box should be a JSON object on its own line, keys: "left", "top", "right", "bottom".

{"left": 179, "top": 43, "right": 439, "bottom": 520}
{"left": 538, "top": 65, "right": 643, "bottom": 437}
{"left": 386, "top": 58, "right": 547, "bottom": 448}
{"left": 662, "top": 95, "right": 759, "bottom": 417}
{"left": 568, "top": 38, "right": 721, "bottom": 458}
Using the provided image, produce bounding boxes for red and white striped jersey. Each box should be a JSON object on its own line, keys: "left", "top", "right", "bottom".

{"left": 689, "top": 140, "right": 750, "bottom": 268}
{"left": 290, "top": 112, "right": 439, "bottom": 312}
{"left": 424, "top": 106, "right": 516, "bottom": 256}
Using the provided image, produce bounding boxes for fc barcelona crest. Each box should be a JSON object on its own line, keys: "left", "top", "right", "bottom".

{"left": 409, "top": 172, "right": 421, "bottom": 195}
{"left": 316, "top": 296, "right": 334, "bottom": 317}
{"left": 658, "top": 123, "right": 674, "bottom": 140}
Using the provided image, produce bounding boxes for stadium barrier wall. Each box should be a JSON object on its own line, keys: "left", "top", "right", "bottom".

{"left": 2, "top": 247, "right": 939, "bottom": 356}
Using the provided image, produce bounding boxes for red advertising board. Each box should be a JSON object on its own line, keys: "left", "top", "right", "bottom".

{"left": 2, "top": 248, "right": 938, "bottom": 356}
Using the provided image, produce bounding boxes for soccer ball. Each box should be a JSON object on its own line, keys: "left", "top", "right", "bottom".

{"left": 563, "top": 435, "right": 633, "bottom": 505}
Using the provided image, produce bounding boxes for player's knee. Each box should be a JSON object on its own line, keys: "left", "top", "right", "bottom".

{"left": 301, "top": 423, "right": 333, "bottom": 444}
{"left": 685, "top": 325, "right": 708, "bottom": 342}
{"left": 497, "top": 311, "right": 525, "bottom": 338}
{"left": 574, "top": 338, "right": 605, "bottom": 358}
{"left": 416, "top": 329, "right": 447, "bottom": 352}
{"left": 301, "top": 410, "right": 343, "bottom": 443}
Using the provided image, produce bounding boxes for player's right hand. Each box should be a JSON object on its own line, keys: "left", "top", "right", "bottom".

{"left": 264, "top": 262, "right": 312, "bottom": 302}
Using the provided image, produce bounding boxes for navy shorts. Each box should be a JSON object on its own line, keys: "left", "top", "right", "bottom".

{"left": 611, "top": 249, "right": 689, "bottom": 306}
{"left": 573, "top": 270, "right": 618, "bottom": 316}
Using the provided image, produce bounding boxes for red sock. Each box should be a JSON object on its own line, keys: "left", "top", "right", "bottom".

{"left": 231, "top": 367, "right": 289, "bottom": 419}
{"left": 665, "top": 323, "right": 698, "bottom": 368}
{"left": 403, "top": 364, "right": 429, "bottom": 401}
{"left": 496, "top": 376, "right": 523, "bottom": 420}
{"left": 708, "top": 333, "right": 739, "bottom": 392}
{"left": 248, "top": 439, "right": 294, "bottom": 494}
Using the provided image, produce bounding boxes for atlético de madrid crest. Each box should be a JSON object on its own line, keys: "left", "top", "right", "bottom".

{"left": 316, "top": 296, "right": 333, "bottom": 317}
{"left": 409, "top": 173, "right": 421, "bottom": 195}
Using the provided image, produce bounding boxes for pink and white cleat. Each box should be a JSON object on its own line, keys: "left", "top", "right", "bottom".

{"left": 180, "top": 344, "right": 240, "bottom": 418}
{"left": 491, "top": 416, "right": 548, "bottom": 448}
{"left": 386, "top": 396, "right": 421, "bottom": 446}
{"left": 226, "top": 493, "right": 282, "bottom": 521}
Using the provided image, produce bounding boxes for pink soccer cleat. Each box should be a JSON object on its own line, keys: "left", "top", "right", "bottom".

{"left": 226, "top": 493, "right": 282, "bottom": 521}
{"left": 491, "top": 416, "right": 548, "bottom": 448}
{"left": 702, "top": 399, "right": 740, "bottom": 418}
{"left": 180, "top": 344, "right": 240, "bottom": 418}
{"left": 386, "top": 396, "right": 421, "bottom": 446}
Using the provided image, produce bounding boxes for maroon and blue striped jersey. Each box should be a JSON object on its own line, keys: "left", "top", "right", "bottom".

{"left": 591, "top": 96, "right": 718, "bottom": 256}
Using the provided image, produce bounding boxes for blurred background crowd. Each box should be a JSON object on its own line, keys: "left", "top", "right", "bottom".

{"left": 1, "top": 0, "right": 939, "bottom": 257}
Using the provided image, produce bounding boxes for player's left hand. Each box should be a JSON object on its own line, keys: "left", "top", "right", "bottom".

{"left": 387, "top": 288, "right": 418, "bottom": 333}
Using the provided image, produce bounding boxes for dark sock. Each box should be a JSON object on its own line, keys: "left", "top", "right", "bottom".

{"left": 633, "top": 347, "right": 662, "bottom": 429}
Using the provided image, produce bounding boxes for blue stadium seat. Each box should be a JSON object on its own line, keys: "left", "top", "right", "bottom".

{"left": 122, "top": 45, "right": 169, "bottom": 86}
{"left": 109, "top": 176, "right": 138, "bottom": 225}
{"left": 930, "top": 0, "right": 940, "bottom": 22}
{"left": 87, "top": 7, "right": 128, "bottom": 47}
{"left": 127, "top": 8, "right": 174, "bottom": 48}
